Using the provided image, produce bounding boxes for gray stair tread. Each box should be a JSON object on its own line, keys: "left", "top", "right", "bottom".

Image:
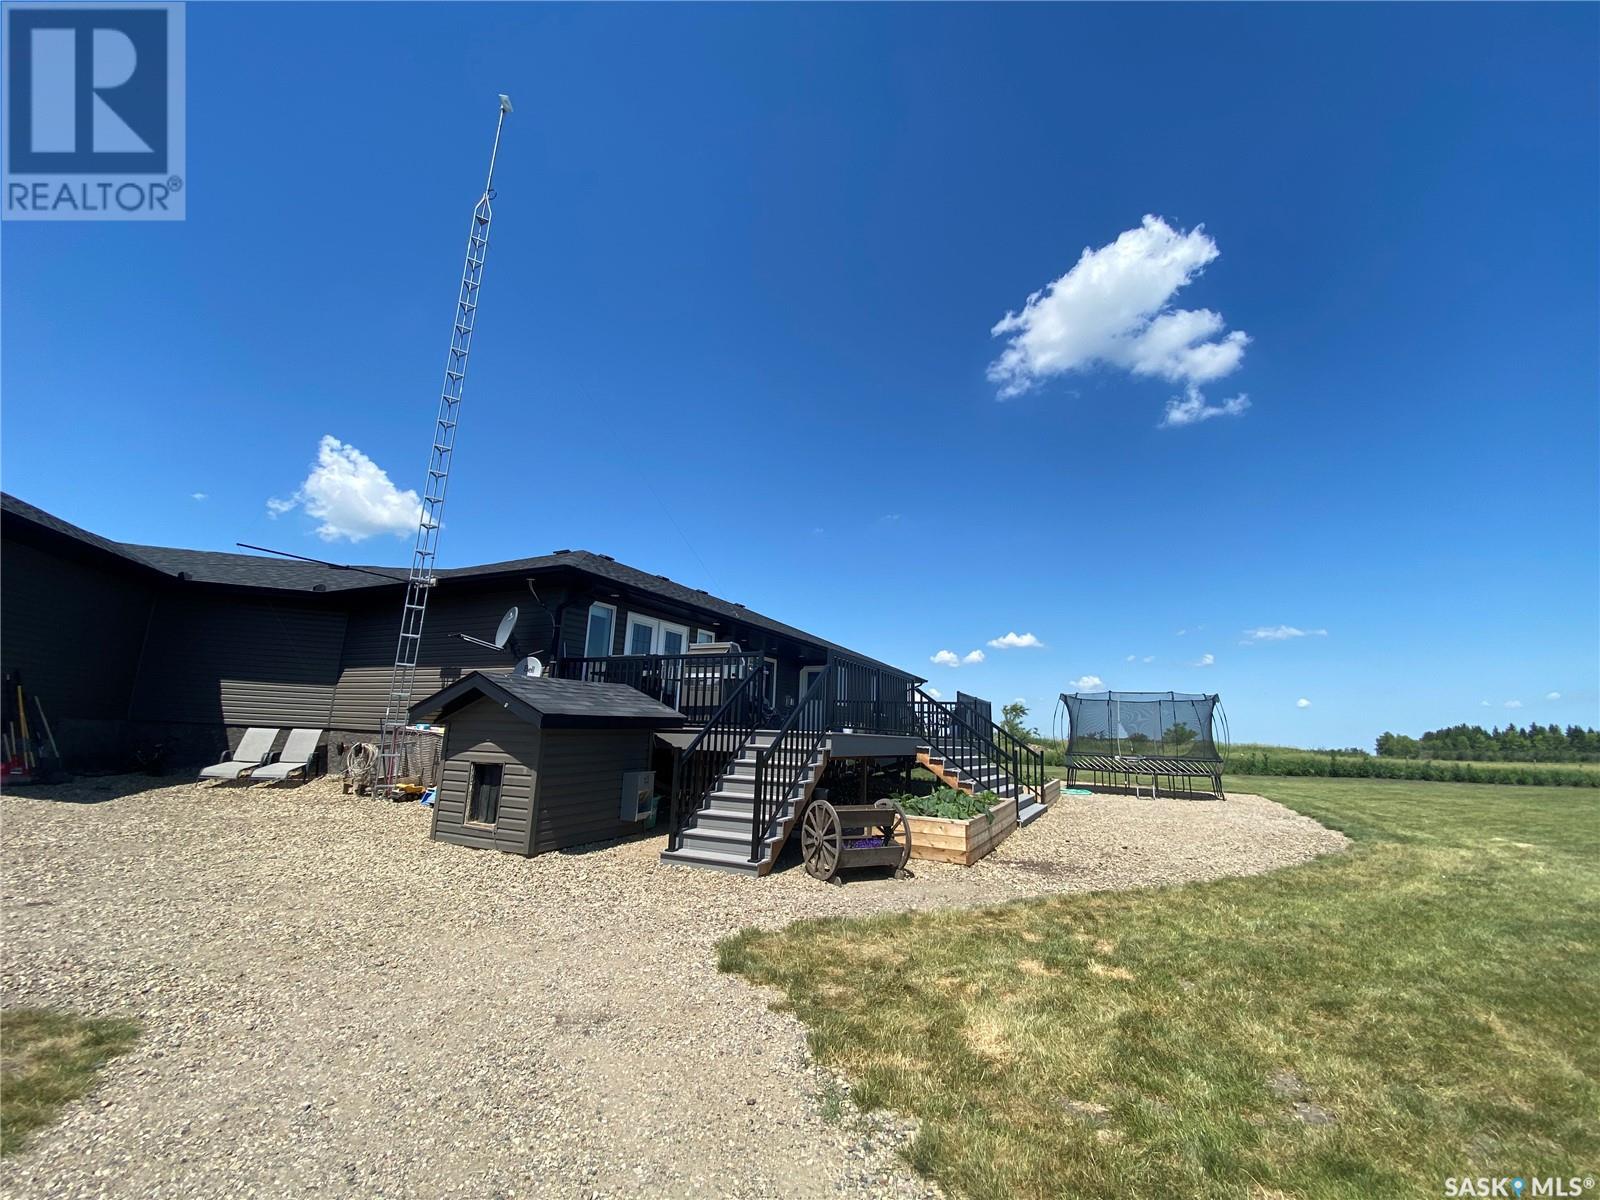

{"left": 659, "top": 848, "right": 760, "bottom": 876}
{"left": 681, "top": 824, "right": 784, "bottom": 849}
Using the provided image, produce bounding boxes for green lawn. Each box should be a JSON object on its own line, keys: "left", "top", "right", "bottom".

{"left": 720, "top": 778, "right": 1600, "bottom": 1199}
{"left": 1, "top": 1009, "right": 140, "bottom": 1155}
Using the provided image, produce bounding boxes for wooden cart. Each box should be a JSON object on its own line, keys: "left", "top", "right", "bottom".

{"left": 800, "top": 798, "right": 912, "bottom": 884}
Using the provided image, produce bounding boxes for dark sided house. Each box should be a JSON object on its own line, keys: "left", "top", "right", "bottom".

{"left": 2, "top": 493, "right": 1046, "bottom": 875}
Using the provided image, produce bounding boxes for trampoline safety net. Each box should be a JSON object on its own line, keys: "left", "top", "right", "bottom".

{"left": 1061, "top": 691, "right": 1222, "bottom": 760}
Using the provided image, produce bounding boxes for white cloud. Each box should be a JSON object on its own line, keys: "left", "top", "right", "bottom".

{"left": 1504, "top": 700, "right": 1523, "bottom": 709}
{"left": 1160, "top": 385, "right": 1251, "bottom": 429}
{"left": 1068, "top": 675, "right": 1104, "bottom": 692}
{"left": 930, "top": 650, "right": 961, "bottom": 668}
{"left": 1125, "top": 654, "right": 1137, "bottom": 662}
{"left": 267, "top": 435, "right": 421, "bottom": 542}
{"left": 1143, "top": 655, "right": 1154, "bottom": 663}
{"left": 962, "top": 649, "right": 986, "bottom": 664}
{"left": 1296, "top": 698, "right": 1311, "bottom": 709}
{"left": 925, "top": 687, "right": 943, "bottom": 700}
{"left": 1191, "top": 653, "right": 1215, "bottom": 667}
{"left": 1481, "top": 700, "right": 1492, "bottom": 707}
{"left": 1241, "top": 625, "right": 1329, "bottom": 644}
{"left": 988, "top": 632, "right": 1044, "bottom": 650}
{"left": 1175, "top": 628, "right": 1187, "bottom": 637}
{"left": 1546, "top": 692, "right": 1562, "bottom": 701}
{"left": 987, "top": 215, "right": 1252, "bottom": 426}
{"left": 190, "top": 492, "right": 207, "bottom": 501}
{"left": 879, "top": 513, "right": 902, "bottom": 523}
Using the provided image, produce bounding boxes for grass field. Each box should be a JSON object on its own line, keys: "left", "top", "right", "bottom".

{"left": 720, "top": 778, "right": 1600, "bottom": 1199}
{"left": 1226, "top": 743, "right": 1600, "bottom": 773}
{"left": 1042, "top": 745, "right": 1598, "bottom": 788}
{"left": 1, "top": 1009, "right": 139, "bottom": 1156}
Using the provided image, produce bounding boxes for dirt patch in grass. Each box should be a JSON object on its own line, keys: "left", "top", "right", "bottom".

{"left": 2, "top": 1009, "right": 138, "bottom": 1156}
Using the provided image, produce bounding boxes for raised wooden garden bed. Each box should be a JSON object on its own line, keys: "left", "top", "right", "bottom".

{"left": 904, "top": 795, "right": 1018, "bottom": 866}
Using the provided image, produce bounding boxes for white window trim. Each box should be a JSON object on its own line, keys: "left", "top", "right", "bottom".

{"left": 764, "top": 657, "right": 779, "bottom": 709}
{"left": 624, "top": 613, "right": 657, "bottom": 655}
{"left": 659, "top": 620, "right": 690, "bottom": 656}
{"left": 624, "top": 613, "right": 691, "bottom": 656}
{"left": 800, "top": 665, "right": 826, "bottom": 697}
{"left": 693, "top": 629, "right": 716, "bottom": 645}
{"left": 584, "top": 602, "right": 617, "bottom": 658}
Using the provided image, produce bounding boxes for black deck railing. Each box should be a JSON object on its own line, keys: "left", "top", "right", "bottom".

{"left": 990, "top": 722, "right": 1046, "bottom": 800}
{"left": 551, "top": 652, "right": 765, "bottom": 724}
{"left": 667, "top": 662, "right": 769, "bottom": 851}
{"left": 912, "top": 688, "right": 1044, "bottom": 800}
{"left": 831, "top": 655, "right": 918, "bottom": 736}
{"left": 751, "top": 662, "right": 835, "bottom": 863}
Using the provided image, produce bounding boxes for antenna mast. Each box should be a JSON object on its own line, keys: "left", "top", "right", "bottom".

{"left": 376, "top": 94, "right": 513, "bottom": 796}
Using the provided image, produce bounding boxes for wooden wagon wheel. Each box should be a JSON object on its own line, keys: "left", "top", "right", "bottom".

{"left": 801, "top": 799, "right": 844, "bottom": 883}
{"left": 874, "top": 798, "right": 913, "bottom": 878}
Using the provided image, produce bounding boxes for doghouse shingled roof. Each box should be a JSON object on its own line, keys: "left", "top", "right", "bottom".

{"left": 409, "top": 671, "right": 689, "bottom": 729}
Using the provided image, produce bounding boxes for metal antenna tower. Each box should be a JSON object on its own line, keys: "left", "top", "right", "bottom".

{"left": 376, "top": 94, "right": 513, "bottom": 795}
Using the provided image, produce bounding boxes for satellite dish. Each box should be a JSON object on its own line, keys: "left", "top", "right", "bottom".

{"left": 453, "top": 606, "right": 520, "bottom": 653}
{"left": 493, "top": 606, "right": 518, "bottom": 649}
{"left": 517, "top": 655, "right": 543, "bottom": 677}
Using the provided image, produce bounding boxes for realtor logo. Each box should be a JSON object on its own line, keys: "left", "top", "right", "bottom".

{"left": 3, "top": 2, "right": 185, "bottom": 220}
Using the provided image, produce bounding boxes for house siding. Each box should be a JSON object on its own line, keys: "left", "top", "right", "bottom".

{"left": 531, "top": 728, "right": 653, "bottom": 853}
{"left": 0, "top": 537, "right": 155, "bottom": 766}
{"left": 430, "top": 698, "right": 537, "bottom": 855}
{"left": 331, "top": 588, "right": 553, "bottom": 733}
{"left": 128, "top": 590, "right": 346, "bottom": 731}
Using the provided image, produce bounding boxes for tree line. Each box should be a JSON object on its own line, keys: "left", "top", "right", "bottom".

{"left": 1375, "top": 722, "right": 1600, "bottom": 763}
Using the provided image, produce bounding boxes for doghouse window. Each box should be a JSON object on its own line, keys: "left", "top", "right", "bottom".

{"left": 467, "top": 763, "right": 502, "bottom": 826}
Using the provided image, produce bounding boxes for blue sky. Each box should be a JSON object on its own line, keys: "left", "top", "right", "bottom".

{"left": 3, "top": 3, "right": 1596, "bottom": 748}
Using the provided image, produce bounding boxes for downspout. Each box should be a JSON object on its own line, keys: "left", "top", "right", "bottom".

{"left": 539, "top": 586, "right": 578, "bottom": 664}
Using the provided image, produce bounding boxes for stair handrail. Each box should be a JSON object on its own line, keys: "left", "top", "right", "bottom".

{"left": 911, "top": 687, "right": 1016, "bottom": 798}
{"left": 988, "top": 721, "right": 1046, "bottom": 801}
{"left": 751, "top": 662, "right": 835, "bottom": 863}
{"left": 667, "top": 663, "right": 767, "bottom": 852}
{"left": 911, "top": 688, "right": 991, "bottom": 773}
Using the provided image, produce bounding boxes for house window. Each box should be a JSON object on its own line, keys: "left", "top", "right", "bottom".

{"left": 693, "top": 629, "right": 715, "bottom": 645}
{"left": 467, "top": 762, "right": 502, "bottom": 826}
{"left": 584, "top": 602, "right": 616, "bottom": 657}
{"left": 624, "top": 614, "right": 689, "bottom": 656}
{"left": 764, "top": 657, "right": 778, "bottom": 709}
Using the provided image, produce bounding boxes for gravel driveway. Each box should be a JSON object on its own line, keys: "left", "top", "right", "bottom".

{"left": 1, "top": 776, "right": 1345, "bottom": 1199}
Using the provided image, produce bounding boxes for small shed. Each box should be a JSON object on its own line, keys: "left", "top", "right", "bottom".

{"left": 408, "top": 671, "right": 686, "bottom": 856}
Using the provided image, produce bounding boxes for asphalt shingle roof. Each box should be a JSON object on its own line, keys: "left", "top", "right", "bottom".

{"left": 123, "top": 543, "right": 404, "bottom": 592}
{"left": 2, "top": 492, "right": 917, "bottom": 679}
{"left": 410, "top": 671, "right": 687, "bottom": 727}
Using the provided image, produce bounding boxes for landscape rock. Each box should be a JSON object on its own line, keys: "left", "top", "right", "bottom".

{"left": 1, "top": 775, "right": 1345, "bottom": 1197}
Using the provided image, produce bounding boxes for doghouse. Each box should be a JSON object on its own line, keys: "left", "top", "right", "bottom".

{"left": 409, "top": 671, "right": 685, "bottom": 856}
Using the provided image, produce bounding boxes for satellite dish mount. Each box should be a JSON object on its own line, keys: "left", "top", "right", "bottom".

{"left": 453, "top": 606, "right": 521, "bottom": 656}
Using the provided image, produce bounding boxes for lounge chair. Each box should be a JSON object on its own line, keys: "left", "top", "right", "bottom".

{"left": 199, "top": 727, "right": 279, "bottom": 781}
{"left": 250, "top": 728, "right": 324, "bottom": 784}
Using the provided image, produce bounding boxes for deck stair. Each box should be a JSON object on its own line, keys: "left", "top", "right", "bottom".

{"left": 659, "top": 731, "right": 828, "bottom": 876}
{"left": 916, "top": 745, "right": 1048, "bottom": 824}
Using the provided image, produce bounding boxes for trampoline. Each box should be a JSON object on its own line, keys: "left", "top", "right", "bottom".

{"left": 1058, "top": 691, "right": 1229, "bottom": 799}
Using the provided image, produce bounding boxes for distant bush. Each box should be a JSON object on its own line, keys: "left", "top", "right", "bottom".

{"left": 1226, "top": 748, "right": 1599, "bottom": 788}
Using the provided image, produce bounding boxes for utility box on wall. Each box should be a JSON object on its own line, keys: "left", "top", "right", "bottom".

{"left": 619, "top": 769, "right": 656, "bottom": 822}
